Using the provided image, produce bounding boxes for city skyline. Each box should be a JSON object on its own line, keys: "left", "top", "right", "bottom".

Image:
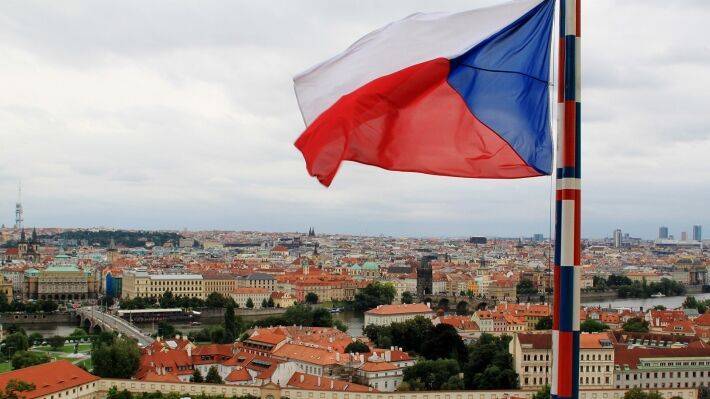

{"left": 1, "top": 0, "right": 709, "bottom": 239}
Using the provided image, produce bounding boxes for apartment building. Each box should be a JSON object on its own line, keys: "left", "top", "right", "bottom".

{"left": 510, "top": 332, "right": 615, "bottom": 390}
{"left": 122, "top": 269, "right": 204, "bottom": 299}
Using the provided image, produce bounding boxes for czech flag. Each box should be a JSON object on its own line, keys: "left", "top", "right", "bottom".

{"left": 294, "top": 0, "right": 555, "bottom": 187}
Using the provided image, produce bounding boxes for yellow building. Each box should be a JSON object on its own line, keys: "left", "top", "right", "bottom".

{"left": 122, "top": 269, "right": 205, "bottom": 299}
{"left": 203, "top": 274, "right": 237, "bottom": 296}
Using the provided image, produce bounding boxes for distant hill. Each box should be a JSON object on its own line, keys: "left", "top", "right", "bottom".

{"left": 40, "top": 229, "right": 183, "bottom": 248}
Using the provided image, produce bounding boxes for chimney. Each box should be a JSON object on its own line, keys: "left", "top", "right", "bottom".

{"left": 317, "top": 377, "right": 321, "bottom": 386}
{"left": 187, "top": 345, "right": 192, "bottom": 357}
{"left": 360, "top": 354, "right": 364, "bottom": 363}
{"left": 330, "top": 380, "right": 334, "bottom": 389}
{"left": 336, "top": 352, "right": 341, "bottom": 361}
{"left": 300, "top": 374, "right": 305, "bottom": 383}
{"left": 385, "top": 350, "right": 391, "bottom": 362}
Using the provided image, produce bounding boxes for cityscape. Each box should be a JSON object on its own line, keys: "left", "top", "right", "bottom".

{"left": 1, "top": 1, "right": 709, "bottom": 399}
{"left": 0, "top": 193, "right": 707, "bottom": 399}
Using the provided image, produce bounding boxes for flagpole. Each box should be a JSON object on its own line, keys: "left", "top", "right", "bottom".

{"left": 552, "top": 0, "right": 580, "bottom": 399}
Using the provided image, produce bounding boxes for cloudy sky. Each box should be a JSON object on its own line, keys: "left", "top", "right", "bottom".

{"left": 0, "top": 0, "right": 708, "bottom": 239}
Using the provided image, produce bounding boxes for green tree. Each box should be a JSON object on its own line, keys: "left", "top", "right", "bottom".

{"left": 91, "top": 336, "right": 141, "bottom": 378}
{"left": 261, "top": 298, "right": 268, "bottom": 308}
{"left": 3, "top": 333, "right": 29, "bottom": 352}
{"left": 401, "top": 292, "right": 414, "bottom": 304}
{"left": 224, "top": 302, "right": 238, "bottom": 339}
{"left": 157, "top": 322, "right": 177, "bottom": 338}
{"left": 354, "top": 282, "right": 396, "bottom": 312}
{"left": 535, "top": 316, "right": 553, "bottom": 330}
{"left": 516, "top": 279, "right": 537, "bottom": 296}
{"left": 580, "top": 319, "right": 610, "bottom": 333}
{"left": 245, "top": 298, "right": 254, "bottom": 309}
{"left": 68, "top": 328, "right": 88, "bottom": 341}
{"left": 421, "top": 324, "right": 468, "bottom": 364}
{"left": 205, "top": 292, "right": 227, "bottom": 308}
{"left": 11, "top": 351, "right": 50, "bottom": 370}
{"left": 4, "top": 379, "right": 36, "bottom": 399}
{"left": 455, "top": 301, "right": 469, "bottom": 316}
{"left": 532, "top": 384, "right": 550, "bottom": 399}
{"left": 205, "top": 366, "right": 223, "bottom": 384}
{"left": 344, "top": 341, "right": 370, "bottom": 353}
{"left": 464, "top": 334, "right": 518, "bottom": 389}
{"left": 190, "top": 369, "right": 204, "bottom": 383}
{"left": 267, "top": 297, "right": 275, "bottom": 308}
{"left": 47, "top": 335, "right": 66, "bottom": 351}
{"left": 622, "top": 317, "right": 650, "bottom": 333}
{"left": 623, "top": 388, "right": 663, "bottom": 399}
{"left": 402, "top": 359, "right": 461, "bottom": 390}
{"left": 304, "top": 292, "right": 319, "bottom": 304}
{"left": 437, "top": 298, "right": 450, "bottom": 312}
{"left": 27, "top": 333, "right": 43, "bottom": 347}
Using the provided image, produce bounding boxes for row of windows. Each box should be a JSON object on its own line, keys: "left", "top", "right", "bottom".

{"left": 620, "top": 371, "right": 706, "bottom": 380}
{"left": 48, "top": 382, "right": 97, "bottom": 399}
{"left": 523, "top": 353, "right": 611, "bottom": 362}
{"left": 621, "top": 381, "right": 706, "bottom": 389}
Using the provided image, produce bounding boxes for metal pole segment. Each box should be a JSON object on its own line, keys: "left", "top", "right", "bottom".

{"left": 552, "top": 0, "right": 581, "bottom": 399}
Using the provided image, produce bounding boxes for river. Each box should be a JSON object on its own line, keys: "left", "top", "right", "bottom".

{"left": 17, "top": 294, "right": 710, "bottom": 338}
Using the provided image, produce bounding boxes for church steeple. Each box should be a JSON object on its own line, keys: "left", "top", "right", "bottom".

{"left": 31, "top": 228, "right": 37, "bottom": 243}
{"left": 19, "top": 228, "right": 26, "bottom": 243}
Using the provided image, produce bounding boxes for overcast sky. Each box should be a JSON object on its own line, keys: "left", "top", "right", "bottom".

{"left": 0, "top": 0, "right": 708, "bottom": 239}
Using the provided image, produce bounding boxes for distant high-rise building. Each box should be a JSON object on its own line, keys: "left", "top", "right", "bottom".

{"left": 659, "top": 226, "right": 669, "bottom": 239}
{"left": 613, "top": 229, "right": 622, "bottom": 248}
{"left": 681, "top": 231, "right": 688, "bottom": 241}
{"left": 14, "top": 182, "right": 23, "bottom": 230}
{"left": 416, "top": 255, "right": 435, "bottom": 299}
{"left": 533, "top": 233, "right": 544, "bottom": 242}
{"left": 693, "top": 225, "right": 702, "bottom": 241}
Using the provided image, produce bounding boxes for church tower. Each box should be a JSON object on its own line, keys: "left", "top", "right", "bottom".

{"left": 107, "top": 238, "right": 118, "bottom": 264}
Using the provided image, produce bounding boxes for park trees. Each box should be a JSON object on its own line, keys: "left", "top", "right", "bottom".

{"left": 91, "top": 335, "right": 140, "bottom": 378}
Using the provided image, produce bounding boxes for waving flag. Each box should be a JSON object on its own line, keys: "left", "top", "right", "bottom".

{"left": 294, "top": 0, "right": 555, "bottom": 186}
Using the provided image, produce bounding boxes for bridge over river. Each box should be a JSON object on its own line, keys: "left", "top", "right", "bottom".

{"left": 74, "top": 306, "right": 154, "bottom": 347}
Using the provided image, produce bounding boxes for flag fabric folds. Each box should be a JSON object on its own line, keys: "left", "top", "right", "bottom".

{"left": 294, "top": 0, "right": 555, "bottom": 186}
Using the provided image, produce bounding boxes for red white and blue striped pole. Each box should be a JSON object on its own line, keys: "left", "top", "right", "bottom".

{"left": 552, "top": 1, "right": 580, "bottom": 399}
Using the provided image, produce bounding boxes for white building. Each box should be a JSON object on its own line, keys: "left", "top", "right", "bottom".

{"left": 230, "top": 287, "right": 271, "bottom": 308}
{"left": 510, "top": 332, "right": 615, "bottom": 390}
{"left": 363, "top": 303, "right": 434, "bottom": 326}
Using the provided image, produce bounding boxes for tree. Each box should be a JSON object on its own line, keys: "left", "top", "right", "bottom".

{"left": 623, "top": 388, "right": 663, "bottom": 399}
{"left": 532, "top": 384, "right": 550, "bottom": 399}
{"left": 437, "top": 298, "right": 450, "bottom": 312}
{"left": 4, "top": 379, "right": 36, "bottom": 399}
{"left": 47, "top": 335, "right": 66, "bottom": 351}
{"left": 205, "top": 366, "right": 223, "bottom": 384}
{"left": 455, "top": 301, "right": 469, "bottom": 316}
{"left": 3, "top": 333, "right": 29, "bottom": 353}
{"left": 401, "top": 292, "right": 413, "bottom": 304}
{"left": 516, "top": 279, "right": 537, "bottom": 296}
{"left": 224, "top": 302, "right": 238, "bottom": 339}
{"left": 344, "top": 341, "right": 370, "bottom": 354}
{"left": 622, "top": 317, "right": 650, "bottom": 333}
{"left": 535, "top": 316, "right": 553, "bottom": 330}
{"left": 245, "top": 298, "right": 254, "bottom": 309}
{"left": 157, "top": 322, "right": 176, "bottom": 338}
{"left": 267, "top": 297, "right": 275, "bottom": 308}
{"left": 190, "top": 369, "right": 204, "bottom": 383}
{"left": 421, "top": 324, "right": 468, "bottom": 364}
{"left": 464, "top": 334, "right": 518, "bottom": 389}
{"left": 581, "top": 319, "right": 610, "bottom": 333}
{"left": 305, "top": 292, "right": 319, "bottom": 305}
{"left": 205, "top": 292, "right": 227, "bottom": 308}
{"left": 91, "top": 336, "right": 141, "bottom": 378}
{"left": 261, "top": 298, "right": 268, "bottom": 308}
{"left": 354, "top": 282, "right": 396, "bottom": 312}
{"left": 10, "top": 351, "right": 50, "bottom": 369}
{"left": 27, "top": 333, "right": 43, "bottom": 347}
{"left": 68, "top": 328, "right": 88, "bottom": 341}
{"left": 311, "top": 308, "right": 334, "bottom": 327}
{"left": 402, "top": 359, "right": 461, "bottom": 390}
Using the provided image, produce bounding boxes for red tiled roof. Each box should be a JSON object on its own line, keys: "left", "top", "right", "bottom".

{"left": 359, "top": 361, "right": 398, "bottom": 372}
{"left": 364, "top": 303, "right": 433, "bottom": 316}
{"left": 0, "top": 361, "right": 99, "bottom": 399}
{"left": 287, "top": 372, "right": 373, "bottom": 392}
{"left": 615, "top": 346, "right": 710, "bottom": 369}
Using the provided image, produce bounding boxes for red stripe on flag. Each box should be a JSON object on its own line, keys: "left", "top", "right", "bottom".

{"left": 556, "top": 189, "right": 578, "bottom": 201}
{"left": 574, "top": 190, "right": 581, "bottom": 264}
{"left": 557, "top": 332, "right": 573, "bottom": 396}
{"left": 563, "top": 101, "right": 576, "bottom": 167}
{"left": 576, "top": 0, "right": 581, "bottom": 37}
